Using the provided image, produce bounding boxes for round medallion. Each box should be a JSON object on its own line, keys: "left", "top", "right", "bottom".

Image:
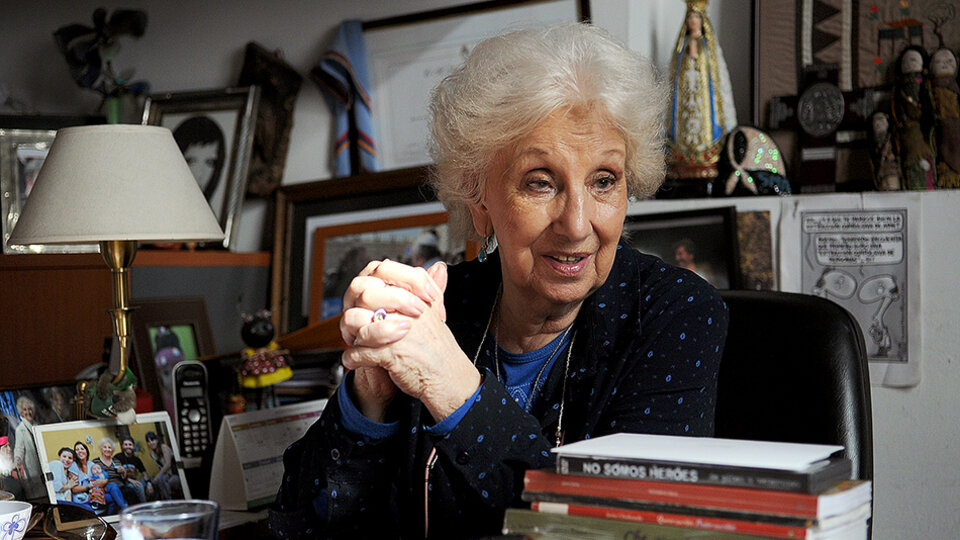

{"left": 797, "top": 82, "right": 844, "bottom": 137}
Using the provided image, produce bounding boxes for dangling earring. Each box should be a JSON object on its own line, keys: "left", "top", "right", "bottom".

{"left": 478, "top": 234, "right": 497, "bottom": 262}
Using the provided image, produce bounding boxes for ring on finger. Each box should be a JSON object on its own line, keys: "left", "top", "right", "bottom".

{"left": 372, "top": 308, "right": 388, "bottom": 322}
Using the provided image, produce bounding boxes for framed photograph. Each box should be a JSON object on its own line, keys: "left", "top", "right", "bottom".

{"left": 1, "top": 383, "right": 78, "bottom": 502}
{"left": 142, "top": 86, "right": 261, "bottom": 250}
{"left": 130, "top": 298, "right": 215, "bottom": 417}
{"left": 363, "top": 0, "right": 589, "bottom": 170}
{"left": 623, "top": 206, "right": 741, "bottom": 290}
{"left": 33, "top": 411, "right": 190, "bottom": 523}
{"left": 0, "top": 128, "right": 99, "bottom": 254}
{"left": 272, "top": 166, "right": 446, "bottom": 333}
{"left": 308, "top": 211, "right": 457, "bottom": 323}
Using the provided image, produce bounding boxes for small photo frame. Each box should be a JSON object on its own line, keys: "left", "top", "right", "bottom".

{"left": 623, "top": 206, "right": 741, "bottom": 290}
{"left": 33, "top": 411, "right": 190, "bottom": 523}
{"left": 0, "top": 128, "right": 99, "bottom": 254}
{"left": 130, "top": 298, "right": 215, "bottom": 418}
{"left": 142, "top": 86, "right": 261, "bottom": 250}
{"left": 0, "top": 384, "right": 78, "bottom": 502}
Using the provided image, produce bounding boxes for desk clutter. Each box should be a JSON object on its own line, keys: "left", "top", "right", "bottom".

{"left": 503, "top": 433, "right": 872, "bottom": 539}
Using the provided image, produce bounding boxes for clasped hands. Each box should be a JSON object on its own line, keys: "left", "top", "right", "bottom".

{"left": 339, "top": 259, "right": 482, "bottom": 423}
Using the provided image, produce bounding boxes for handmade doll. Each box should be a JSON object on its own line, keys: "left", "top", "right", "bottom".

{"left": 891, "top": 46, "right": 936, "bottom": 190}
{"left": 929, "top": 47, "right": 960, "bottom": 188}
{"left": 869, "top": 112, "right": 902, "bottom": 191}
{"left": 237, "top": 310, "right": 292, "bottom": 409}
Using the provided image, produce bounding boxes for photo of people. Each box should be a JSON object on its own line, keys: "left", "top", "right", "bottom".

{"left": 0, "top": 384, "right": 77, "bottom": 501}
{"left": 33, "top": 412, "right": 189, "bottom": 521}
{"left": 622, "top": 207, "right": 739, "bottom": 290}
{"left": 147, "top": 324, "right": 200, "bottom": 420}
{"left": 319, "top": 225, "right": 462, "bottom": 319}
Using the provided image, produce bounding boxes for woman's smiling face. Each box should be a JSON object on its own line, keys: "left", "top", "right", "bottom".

{"left": 470, "top": 110, "right": 627, "bottom": 312}
{"left": 74, "top": 443, "right": 87, "bottom": 461}
{"left": 59, "top": 449, "right": 74, "bottom": 468}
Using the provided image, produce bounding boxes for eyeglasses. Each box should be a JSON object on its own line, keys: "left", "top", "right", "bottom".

{"left": 25, "top": 503, "right": 116, "bottom": 540}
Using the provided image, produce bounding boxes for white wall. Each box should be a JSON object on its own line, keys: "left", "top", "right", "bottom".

{"left": 2, "top": 2, "right": 958, "bottom": 537}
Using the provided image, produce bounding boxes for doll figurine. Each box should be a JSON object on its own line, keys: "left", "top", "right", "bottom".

{"left": 666, "top": 0, "right": 738, "bottom": 182}
{"left": 238, "top": 310, "right": 292, "bottom": 408}
{"left": 891, "top": 46, "right": 936, "bottom": 190}
{"left": 869, "top": 112, "right": 902, "bottom": 190}
{"left": 929, "top": 47, "right": 960, "bottom": 189}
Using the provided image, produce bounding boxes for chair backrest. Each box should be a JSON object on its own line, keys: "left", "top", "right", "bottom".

{"left": 714, "top": 290, "right": 874, "bottom": 482}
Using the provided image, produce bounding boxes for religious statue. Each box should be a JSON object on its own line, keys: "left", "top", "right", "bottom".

{"left": 929, "top": 47, "right": 960, "bottom": 189}
{"left": 869, "top": 112, "right": 902, "bottom": 191}
{"left": 666, "top": 0, "right": 738, "bottom": 183}
{"left": 891, "top": 46, "right": 936, "bottom": 190}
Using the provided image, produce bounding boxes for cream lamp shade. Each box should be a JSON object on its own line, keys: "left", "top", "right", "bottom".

{"left": 8, "top": 124, "right": 223, "bottom": 245}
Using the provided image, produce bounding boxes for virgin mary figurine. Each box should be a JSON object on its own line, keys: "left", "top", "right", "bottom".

{"left": 667, "top": 0, "right": 737, "bottom": 184}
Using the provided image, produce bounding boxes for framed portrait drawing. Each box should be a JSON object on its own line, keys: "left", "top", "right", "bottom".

{"left": 0, "top": 128, "right": 100, "bottom": 254}
{"left": 33, "top": 411, "right": 190, "bottom": 523}
{"left": 142, "top": 86, "right": 260, "bottom": 250}
{"left": 130, "top": 298, "right": 215, "bottom": 417}
{"left": 363, "top": 0, "right": 590, "bottom": 170}
{"left": 623, "top": 206, "right": 741, "bottom": 290}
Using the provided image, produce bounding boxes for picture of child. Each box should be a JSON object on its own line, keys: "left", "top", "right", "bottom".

{"left": 86, "top": 462, "right": 108, "bottom": 510}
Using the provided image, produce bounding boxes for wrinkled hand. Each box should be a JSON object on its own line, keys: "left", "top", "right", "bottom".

{"left": 340, "top": 261, "right": 481, "bottom": 422}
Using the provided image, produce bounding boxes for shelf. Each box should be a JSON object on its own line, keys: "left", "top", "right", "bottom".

{"left": 0, "top": 250, "right": 270, "bottom": 270}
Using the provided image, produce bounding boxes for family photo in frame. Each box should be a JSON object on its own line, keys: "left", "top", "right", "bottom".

{"left": 0, "top": 384, "right": 77, "bottom": 501}
{"left": 32, "top": 412, "right": 190, "bottom": 523}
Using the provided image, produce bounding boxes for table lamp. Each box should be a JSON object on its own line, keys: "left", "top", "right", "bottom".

{"left": 8, "top": 125, "right": 224, "bottom": 421}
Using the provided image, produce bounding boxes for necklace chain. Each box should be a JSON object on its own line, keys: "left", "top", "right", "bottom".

{"left": 472, "top": 285, "right": 573, "bottom": 447}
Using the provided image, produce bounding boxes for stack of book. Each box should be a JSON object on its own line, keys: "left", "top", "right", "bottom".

{"left": 503, "top": 433, "right": 872, "bottom": 540}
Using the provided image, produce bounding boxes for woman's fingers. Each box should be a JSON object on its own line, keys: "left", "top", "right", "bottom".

{"left": 340, "top": 307, "right": 413, "bottom": 347}
{"left": 362, "top": 259, "right": 442, "bottom": 304}
{"left": 344, "top": 276, "right": 431, "bottom": 316}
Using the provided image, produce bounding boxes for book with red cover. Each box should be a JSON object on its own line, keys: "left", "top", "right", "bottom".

{"left": 529, "top": 499, "right": 872, "bottom": 539}
{"left": 523, "top": 469, "right": 871, "bottom": 520}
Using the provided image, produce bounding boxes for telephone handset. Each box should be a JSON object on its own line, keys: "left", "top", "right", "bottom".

{"left": 171, "top": 360, "right": 212, "bottom": 468}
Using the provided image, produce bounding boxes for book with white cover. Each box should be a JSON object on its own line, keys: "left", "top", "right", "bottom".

{"left": 553, "top": 433, "right": 843, "bottom": 471}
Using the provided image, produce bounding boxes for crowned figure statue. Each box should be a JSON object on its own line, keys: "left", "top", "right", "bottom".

{"left": 667, "top": 0, "right": 738, "bottom": 184}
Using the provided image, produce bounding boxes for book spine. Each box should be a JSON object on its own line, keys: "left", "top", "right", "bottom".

{"left": 524, "top": 469, "right": 823, "bottom": 518}
{"left": 531, "top": 500, "right": 811, "bottom": 539}
{"left": 502, "top": 508, "right": 772, "bottom": 540}
{"left": 556, "top": 454, "right": 826, "bottom": 493}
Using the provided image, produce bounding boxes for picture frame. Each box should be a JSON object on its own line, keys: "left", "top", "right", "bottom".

{"left": 1, "top": 383, "right": 79, "bottom": 502}
{"left": 308, "top": 211, "right": 455, "bottom": 324}
{"left": 623, "top": 206, "right": 741, "bottom": 290}
{"left": 0, "top": 128, "right": 100, "bottom": 254}
{"left": 272, "top": 166, "right": 443, "bottom": 334}
{"left": 363, "top": 0, "right": 590, "bottom": 170}
{"left": 130, "top": 297, "right": 215, "bottom": 417}
{"left": 142, "top": 86, "right": 261, "bottom": 250}
{"left": 33, "top": 411, "right": 191, "bottom": 523}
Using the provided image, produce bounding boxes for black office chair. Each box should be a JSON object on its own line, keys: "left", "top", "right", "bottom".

{"left": 714, "top": 290, "right": 874, "bottom": 484}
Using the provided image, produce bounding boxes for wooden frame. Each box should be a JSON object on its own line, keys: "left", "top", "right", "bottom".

{"left": 623, "top": 206, "right": 741, "bottom": 290}
{"left": 142, "top": 87, "right": 260, "bottom": 250}
{"left": 130, "top": 298, "right": 215, "bottom": 415}
{"left": 362, "top": 0, "right": 590, "bottom": 170}
{"left": 271, "top": 166, "right": 441, "bottom": 334}
{"left": 33, "top": 411, "right": 191, "bottom": 522}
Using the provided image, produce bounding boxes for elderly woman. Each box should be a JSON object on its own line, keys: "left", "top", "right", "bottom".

{"left": 271, "top": 23, "right": 727, "bottom": 539}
